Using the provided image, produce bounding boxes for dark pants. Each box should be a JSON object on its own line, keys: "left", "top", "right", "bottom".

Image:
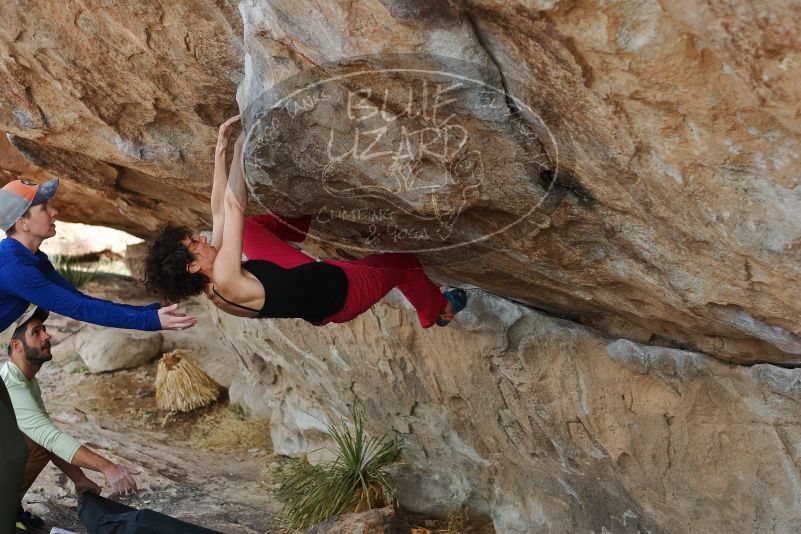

{"left": 79, "top": 493, "right": 222, "bottom": 533}
{"left": 0, "top": 379, "right": 28, "bottom": 534}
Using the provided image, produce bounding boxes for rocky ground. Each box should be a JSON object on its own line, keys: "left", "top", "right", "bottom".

{"left": 17, "top": 323, "right": 287, "bottom": 533}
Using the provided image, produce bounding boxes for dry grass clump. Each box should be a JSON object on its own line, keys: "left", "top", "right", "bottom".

{"left": 155, "top": 349, "right": 220, "bottom": 412}
{"left": 190, "top": 404, "right": 271, "bottom": 452}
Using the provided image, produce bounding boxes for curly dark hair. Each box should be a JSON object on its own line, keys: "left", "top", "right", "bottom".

{"left": 142, "top": 226, "right": 209, "bottom": 302}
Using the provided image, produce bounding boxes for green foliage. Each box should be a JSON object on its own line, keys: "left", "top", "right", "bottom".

{"left": 277, "top": 404, "right": 402, "bottom": 530}
{"left": 52, "top": 255, "right": 100, "bottom": 288}
{"left": 69, "top": 365, "right": 89, "bottom": 375}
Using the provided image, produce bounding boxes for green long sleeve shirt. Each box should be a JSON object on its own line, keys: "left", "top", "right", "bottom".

{"left": 0, "top": 361, "right": 81, "bottom": 463}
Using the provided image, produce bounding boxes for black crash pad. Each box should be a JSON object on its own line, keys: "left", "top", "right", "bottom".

{"left": 78, "top": 493, "right": 222, "bottom": 534}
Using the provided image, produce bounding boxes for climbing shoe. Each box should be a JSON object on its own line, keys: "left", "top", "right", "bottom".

{"left": 436, "top": 288, "right": 468, "bottom": 326}
{"left": 15, "top": 521, "right": 27, "bottom": 533}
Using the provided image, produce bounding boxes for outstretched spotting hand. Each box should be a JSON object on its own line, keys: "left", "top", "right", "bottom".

{"left": 216, "top": 115, "right": 241, "bottom": 155}
{"left": 101, "top": 462, "right": 140, "bottom": 495}
{"left": 158, "top": 303, "right": 197, "bottom": 330}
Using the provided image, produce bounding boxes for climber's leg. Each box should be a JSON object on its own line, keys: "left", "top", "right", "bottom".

{"left": 241, "top": 216, "right": 316, "bottom": 268}
{"left": 321, "top": 253, "right": 448, "bottom": 328}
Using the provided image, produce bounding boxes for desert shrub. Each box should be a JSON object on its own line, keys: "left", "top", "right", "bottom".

{"left": 277, "top": 403, "right": 402, "bottom": 530}
{"left": 52, "top": 255, "right": 100, "bottom": 288}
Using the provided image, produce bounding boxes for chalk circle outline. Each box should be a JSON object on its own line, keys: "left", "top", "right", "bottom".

{"left": 242, "top": 58, "right": 566, "bottom": 255}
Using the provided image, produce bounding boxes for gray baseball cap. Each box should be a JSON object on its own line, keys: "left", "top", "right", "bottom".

{"left": 1, "top": 304, "right": 50, "bottom": 348}
{"left": 0, "top": 178, "right": 59, "bottom": 232}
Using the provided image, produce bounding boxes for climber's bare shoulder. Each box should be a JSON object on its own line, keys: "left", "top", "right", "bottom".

{"left": 203, "top": 270, "right": 264, "bottom": 318}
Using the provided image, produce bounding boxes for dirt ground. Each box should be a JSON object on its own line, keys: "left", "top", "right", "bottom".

{"left": 21, "top": 354, "right": 494, "bottom": 534}
{"left": 19, "top": 356, "right": 291, "bottom": 533}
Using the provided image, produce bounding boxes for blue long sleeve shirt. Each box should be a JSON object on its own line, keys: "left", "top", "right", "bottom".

{"left": 0, "top": 237, "right": 160, "bottom": 331}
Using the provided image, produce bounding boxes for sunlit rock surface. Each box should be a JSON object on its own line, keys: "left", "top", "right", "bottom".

{"left": 216, "top": 290, "right": 801, "bottom": 533}
{"left": 2, "top": 0, "right": 800, "bottom": 361}
{"left": 2, "top": 1, "right": 801, "bottom": 531}
{"left": 236, "top": 0, "right": 801, "bottom": 364}
{"left": 0, "top": 1, "right": 243, "bottom": 236}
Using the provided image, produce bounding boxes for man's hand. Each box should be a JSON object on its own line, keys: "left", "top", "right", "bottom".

{"left": 158, "top": 303, "right": 197, "bottom": 330}
{"left": 216, "top": 115, "right": 241, "bottom": 155}
{"left": 74, "top": 476, "right": 101, "bottom": 496}
{"left": 101, "top": 462, "right": 140, "bottom": 494}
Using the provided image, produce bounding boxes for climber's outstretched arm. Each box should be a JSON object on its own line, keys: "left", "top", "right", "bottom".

{"left": 214, "top": 132, "right": 249, "bottom": 287}
{"left": 211, "top": 115, "right": 240, "bottom": 249}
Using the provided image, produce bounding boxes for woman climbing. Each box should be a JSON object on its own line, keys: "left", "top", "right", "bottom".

{"left": 143, "top": 116, "right": 467, "bottom": 328}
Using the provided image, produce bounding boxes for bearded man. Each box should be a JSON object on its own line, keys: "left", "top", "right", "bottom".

{"left": 1, "top": 306, "right": 140, "bottom": 533}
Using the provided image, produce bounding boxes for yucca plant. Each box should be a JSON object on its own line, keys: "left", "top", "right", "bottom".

{"left": 52, "top": 255, "right": 100, "bottom": 288}
{"left": 277, "top": 403, "right": 402, "bottom": 530}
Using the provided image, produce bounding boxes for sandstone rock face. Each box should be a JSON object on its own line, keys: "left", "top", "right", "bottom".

{"left": 0, "top": 0, "right": 244, "bottom": 236}
{"left": 2, "top": 1, "right": 801, "bottom": 532}
{"left": 306, "top": 506, "right": 400, "bottom": 534}
{"left": 0, "top": 0, "right": 797, "bottom": 362}
{"left": 218, "top": 291, "right": 801, "bottom": 534}
{"left": 236, "top": 0, "right": 801, "bottom": 364}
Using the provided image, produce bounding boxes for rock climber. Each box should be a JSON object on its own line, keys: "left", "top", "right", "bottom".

{"left": 143, "top": 115, "right": 467, "bottom": 328}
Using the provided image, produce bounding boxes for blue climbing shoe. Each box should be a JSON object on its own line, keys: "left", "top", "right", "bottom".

{"left": 436, "top": 288, "right": 468, "bottom": 327}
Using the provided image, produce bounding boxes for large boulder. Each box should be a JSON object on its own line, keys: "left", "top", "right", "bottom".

{"left": 235, "top": 0, "right": 801, "bottom": 364}
{"left": 0, "top": 0, "right": 243, "bottom": 237}
{"left": 76, "top": 327, "right": 163, "bottom": 373}
{"left": 0, "top": 0, "right": 798, "bottom": 362}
